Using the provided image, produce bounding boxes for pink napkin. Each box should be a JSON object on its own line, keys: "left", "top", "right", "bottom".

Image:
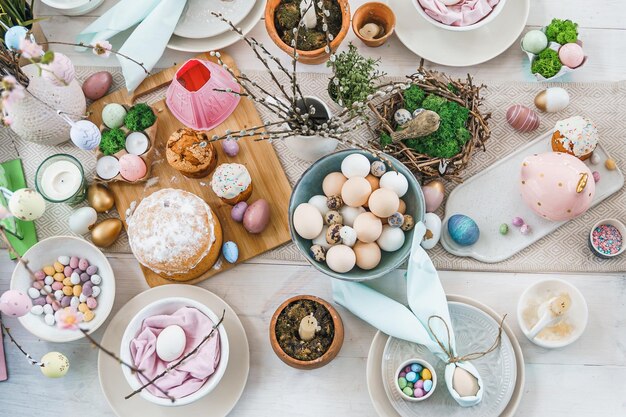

{"left": 418, "top": 0, "right": 500, "bottom": 27}
{"left": 0, "top": 331, "right": 7, "bottom": 381}
{"left": 130, "top": 307, "right": 221, "bottom": 399}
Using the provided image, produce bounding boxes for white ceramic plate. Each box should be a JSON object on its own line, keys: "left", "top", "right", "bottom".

{"left": 168, "top": 0, "right": 265, "bottom": 52}
{"left": 98, "top": 285, "right": 249, "bottom": 417}
{"left": 174, "top": 0, "right": 256, "bottom": 39}
{"left": 387, "top": 0, "right": 530, "bottom": 66}
{"left": 11, "top": 236, "right": 115, "bottom": 343}
{"left": 366, "top": 295, "right": 525, "bottom": 417}
{"left": 382, "top": 302, "right": 516, "bottom": 417}
{"left": 41, "top": 0, "right": 104, "bottom": 16}
{"left": 440, "top": 131, "right": 624, "bottom": 263}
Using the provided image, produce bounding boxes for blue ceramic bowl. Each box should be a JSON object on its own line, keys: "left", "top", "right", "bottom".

{"left": 289, "top": 149, "right": 425, "bottom": 281}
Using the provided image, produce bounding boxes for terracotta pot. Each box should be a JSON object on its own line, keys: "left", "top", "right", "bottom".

{"left": 352, "top": 2, "right": 396, "bottom": 47}
{"left": 269, "top": 295, "right": 344, "bottom": 369}
{"left": 265, "top": 0, "right": 350, "bottom": 65}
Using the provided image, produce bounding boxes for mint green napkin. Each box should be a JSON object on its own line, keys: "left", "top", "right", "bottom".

{"left": 332, "top": 222, "right": 484, "bottom": 407}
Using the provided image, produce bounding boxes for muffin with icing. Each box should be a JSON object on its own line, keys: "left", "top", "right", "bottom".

{"left": 166, "top": 128, "right": 218, "bottom": 178}
{"left": 211, "top": 163, "right": 253, "bottom": 205}
{"left": 127, "top": 188, "right": 222, "bottom": 281}
{"left": 551, "top": 116, "right": 598, "bottom": 161}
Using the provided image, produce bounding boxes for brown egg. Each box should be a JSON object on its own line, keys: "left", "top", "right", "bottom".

{"left": 368, "top": 188, "right": 399, "bottom": 218}
{"left": 91, "top": 218, "right": 123, "bottom": 248}
{"left": 88, "top": 183, "right": 116, "bottom": 213}
{"left": 353, "top": 212, "right": 382, "bottom": 243}
{"left": 322, "top": 172, "right": 347, "bottom": 197}
{"left": 353, "top": 241, "right": 381, "bottom": 270}
{"left": 363, "top": 174, "right": 380, "bottom": 208}
{"left": 341, "top": 177, "right": 372, "bottom": 207}
{"left": 398, "top": 199, "right": 406, "bottom": 214}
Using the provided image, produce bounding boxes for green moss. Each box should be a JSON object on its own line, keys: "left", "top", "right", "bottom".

{"left": 402, "top": 85, "right": 426, "bottom": 113}
{"left": 380, "top": 132, "right": 392, "bottom": 147}
{"left": 100, "top": 128, "right": 126, "bottom": 155}
{"left": 545, "top": 18, "right": 578, "bottom": 44}
{"left": 531, "top": 48, "right": 562, "bottom": 78}
{"left": 124, "top": 103, "right": 155, "bottom": 131}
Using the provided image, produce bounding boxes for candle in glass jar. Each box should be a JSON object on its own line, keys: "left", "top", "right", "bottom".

{"left": 298, "top": 313, "right": 321, "bottom": 341}
{"left": 39, "top": 160, "right": 83, "bottom": 201}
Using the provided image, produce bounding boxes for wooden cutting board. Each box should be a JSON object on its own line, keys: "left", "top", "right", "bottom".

{"left": 87, "top": 52, "right": 292, "bottom": 287}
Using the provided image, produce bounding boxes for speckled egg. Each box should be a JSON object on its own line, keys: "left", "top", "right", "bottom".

{"left": 412, "top": 108, "right": 425, "bottom": 118}
{"left": 394, "top": 109, "right": 412, "bottom": 126}
{"left": 325, "top": 245, "right": 356, "bottom": 273}
{"left": 309, "top": 244, "right": 326, "bottom": 262}
{"left": 379, "top": 171, "right": 409, "bottom": 197}
{"left": 222, "top": 241, "right": 239, "bottom": 263}
{"left": 370, "top": 160, "right": 386, "bottom": 177}
{"left": 447, "top": 214, "right": 480, "bottom": 246}
{"left": 326, "top": 195, "right": 344, "bottom": 210}
{"left": 339, "top": 226, "right": 357, "bottom": 247}
{"left": 341, "top": 154, "right": 371, "bottom": 178}
{"left": 40, "top": 352, "right": 70, "bottom": 378}
{"left": 324, "top": 210, "right": 343, "bottom": 225}
{"left": 339, "top": 205, "right": 366, "bottom": 227}
{"left": 322, "top": 172, "right": 348, "bottom": 196}
{"left": 231, "top": 201, "right": 248, "bottom": 222}
{"left": 222, "top": 139, "right": 240, "bottom": 157}
{"left": 102, "top": 103, "right": 127, "bottom": 129}
{"left": 312, "top": 226, "right": 331, "bottom": 250}
{"left": 387, "top": 212, "right": 404, "bottom": 228}
{"left": 293, "top": 203, "right": 324, "bottom": 239}
{"left": 353, "top": 241, "right": 381, "bottom": 270}
{"left": 308, "top": 195, "right": 330, "bottom": 216}
{"left": 326, "top": 223, "right": 343, "bottom": 245}
{"left": 353, "top": 212, "right": 383, "bottom": 243}
{"left": 8, "top": 188, "right": 46, "bottom": 221}
{"left": 119, "top": 154, "right": 147, "bottom": 182}
{"left": 401, "top": 214, "right": 415, "bottom": 231}
{"left": 0, "top": 289, "right": 32, "bottom": 317}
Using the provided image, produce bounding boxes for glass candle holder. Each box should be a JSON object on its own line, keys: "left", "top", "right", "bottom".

{"left": 35, "top": 154, "right": 87, "bottom": 205}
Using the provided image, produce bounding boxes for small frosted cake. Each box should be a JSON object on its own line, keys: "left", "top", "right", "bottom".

{"left": 127, "top": 188, "right": 222, "bottom": 281}
{"left": 211, "top": 163, "right": 252, "bottom": 205}
{"left": 551, "top": 116, "right": 598, "bottom": 161}
{"left": 166, "top": 128, "right": 218, "bottom": 178}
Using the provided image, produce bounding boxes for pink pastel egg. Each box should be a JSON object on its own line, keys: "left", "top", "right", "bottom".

{"left": 0, "top": 290, "right": 33, "bottom": 317}
{"left": 559, "top": 43, "right": 584, "bottom": 69}
{"left": 506, "top": 105, "right": 540, "bottom": 133}
{"left": 119, "top": 154, "right": 147, "bottom": 182}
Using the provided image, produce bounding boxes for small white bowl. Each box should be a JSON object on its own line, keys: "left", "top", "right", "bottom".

{"left": 10, "top": 236, "right": 115, "bottom": 343}
{"left": 394, "top": 358, "right": 437, "bottom": 401}
{"left": 120, "top": 297, "right": 229, "bottom": 407}
{"left": 412, "top": 0, "right": 507, "bottom": 32}
{"left": 588, "top": 218, "right": 626, "bottom": 259}
{"left": 41, "top": 0, "right": 104, "bottom": 16}
{"left": 517, "top": 279, "right": 588, "bottom": 349}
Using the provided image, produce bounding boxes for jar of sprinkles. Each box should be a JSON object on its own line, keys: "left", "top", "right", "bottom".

{"left": 589, "top": 219, "right": 626, "bottom": 258}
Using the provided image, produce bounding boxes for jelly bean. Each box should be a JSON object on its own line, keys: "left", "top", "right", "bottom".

{"left": 512, "top": 217, "right": 524, "bottom": 227}
{"left": 78, "top": 303, "right": 89, "bottom": 313}
{"left": 32, "top": 281, "right": 43, "bottom": 290}
{"left": 31, "top": 305, "right": 44, "bottom": 315}
{"left": 90, "top": 274, "right": 102, "bottom": 285}
{"left": 39, "top": 288, "right": 47, "bottom": 296}
{"left": 80, "top": 273, "right": 90, "bottom": 283}
{"left": 43, "top": 266, "right": 55, "bottom": 276}
{"left": 399, "top": 371, "right": 406, "bottom": 377}
{"left": 406, "top": 371, "right": 417, "bottom": 383}
{"left": 72, "top": 285, "right": 82, "bottom": 297}
{"left": 43, "top": 304, "right": 53, "bottom": 315}
{"left": 61, "top": 296, "right": 71, "bottom": 308}
{"left": 54, "top": 290, "right": 64, "bottom": 300}
{"left": 86, "top": 265, "right": 98, "bottom": 275}
{"left": 64, "top": 266, "right": 73, "bottom": 277}
{"left": 69, "top": 256, "right": 79, "bottom": 269}
{"left": 86, "top": 297, "right": 97, "bottom": 309}
{"left": 51, "top": 301, "right": 60, "bottom": 311}
{"left": 414, "top": 388, "right": 425, "bottom": 398}
{"left": 423, "top": 379, "right": 433, "bottom": 392}
{"left": 27, "top": 287, "right": 40, "bottom": 299}
{"left": 63, "top": 278, "right": 73, "bottom": 287}
{"left": 92, "top": 286, "right": 101, "bottom": 298}
{"left": 33, "top": 297, "right": 46, "bottom": 306}
{"left": 402, "top": 387, "right": 413, "bottom": 397}
{"left": 78, "top": 258, "right": 89, "bottom": 271}
{"left": 83, "top": 310, "right": 95, "bottom": 322}
{"left": 421, "top": 368, "right": 432, "bottom": 380}
{"left": 58, "top": 256, "right": 70, "bottom": 266}
{"left": 79, "top": 293, "right": 87, "bottom": 303}
{"left": 416, "top": 380, "right": 424, "bottom": 389}
{"left": 46, "top": 295, "right": 54, "bottom": 304}
{"left": 44, "top": 313, "right": 55, "bottom": 326}
{"left": 44, "top": 276, "right": 54, "bottom": 285}
{"left": 398, "top": 377, "right": 407, "bottom": 389}
{"left": 70, "top": 273, "right": 81, "bottom": 285}
{"left": 82, "top": 282, "right": 93, "bottom": 297}
{"left": 70, "top": 297, "right": 79, "bottom": 308}
{"left": 411, "top": 363, "right": 422, "bottom": 373}
{"left": 406, "top": 382, "right": 413, "bottom": 389}
{"left": 34, "top": 270, "right": 45, "bottom": 280}
{"left": 404, "top": 366, "right": 411, "bottom": 373}
{"left": 62, "top": 286, "right": 73, "bottom": 296}
{"left": 53, "top": 262, "right": 64, "bottom": 273}
{"left": 53, "top": 272, "right": 65, "bottom": 282}
{"left": 52, "top": 282, "right": 63, "bottom": 291}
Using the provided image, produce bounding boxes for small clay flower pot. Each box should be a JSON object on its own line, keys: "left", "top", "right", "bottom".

{"left": 265, "top": 0, "right": 351, "bottom": 65}
{"left": 352, "top": 2, "right": 396, "bottom": 48}
{"left": 269, "top": 295, "right": 344, "bottom": 369}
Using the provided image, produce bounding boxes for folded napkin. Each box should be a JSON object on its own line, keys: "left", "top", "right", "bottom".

{"left": 130, "top": 306, "right": 221, "bottom": 399}
{"left": 332, "top": 222, "right": 485, "bottom": 407}
{"left": 77, "top": 0, "right": 187, "bottom": 92}
{"left": 418, "top": 0, "right": 500, "bottom": 27}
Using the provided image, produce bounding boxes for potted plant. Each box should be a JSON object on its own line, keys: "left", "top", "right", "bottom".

{"left": 265, "top": 0, "right": 350, "bottom": 65}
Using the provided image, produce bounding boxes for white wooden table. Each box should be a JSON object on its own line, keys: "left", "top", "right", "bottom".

{"left": 1, "top": 1, "right": 625, "bottom": 416}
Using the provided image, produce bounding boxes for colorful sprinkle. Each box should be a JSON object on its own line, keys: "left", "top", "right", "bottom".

{"left": 592, "top": 224, "right": 622, "bottom": 255}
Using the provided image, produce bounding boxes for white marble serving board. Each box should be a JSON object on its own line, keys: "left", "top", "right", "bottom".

{"left": 441, "top": 131, "right": 624, "bottom": 263}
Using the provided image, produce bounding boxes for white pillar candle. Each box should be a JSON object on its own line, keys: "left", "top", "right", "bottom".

{"left": 298, "top": 313, "right": 321, "bottom": 342}
{"left": 96, "top": 156, "right": 120, "bottom": 180}
{"left": 125, "top": 132, "right": 149, "bottom": 156}
{"left": 40, "top": 160, "right": 83, "bottom": 201}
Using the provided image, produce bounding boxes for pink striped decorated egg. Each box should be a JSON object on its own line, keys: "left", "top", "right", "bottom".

{"left": 506, "top": 105, "right": 540, "bottom": 133}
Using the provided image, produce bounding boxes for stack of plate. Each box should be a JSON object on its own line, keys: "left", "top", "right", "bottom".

{"left": 167, "top": 0, "right": 266, "bottom": 53}
{"left": 366, "top": 295, "right": 525, "bottom": 417}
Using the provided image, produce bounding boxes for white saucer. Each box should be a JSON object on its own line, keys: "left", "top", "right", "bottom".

{"left": 174, "top": 0, "right": 256, "bottom": 39}
{"left": 366, "top": 295, "right": 525, "bottom": 417}
{"left": 167, "top": 0, "right": 265, "bottom": 53}
{"left": 387, "top": 0, "right": 530, "bottom": 66}
{"left": 97, "top": 285, "right": 249, "bottom": 417}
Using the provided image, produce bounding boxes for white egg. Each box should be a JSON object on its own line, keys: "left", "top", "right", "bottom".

{"left": 535, "top": 87, "right": 570, "bottom": 113}
{"left": 421, "top": 213, "right": 442, "bottom": 250}
{"left": 8, "top": 188, "right": 46, "bottom": 221}
{"left": 312, "top": 226, "right": 331, "bottom": 250}
{"left": 308, "top": 195, "right": 330, "bottom": 216}
{"left": 68, "top": 207, "right": 98, "bottom": 235}
{"left": 377, "top": 225, "right": 406, "bottom": 252}
{"left": 339, "top": 206, "right": 366, "bottom": 227}
{"left": 379, "top": 171, "right": 409, "bottom": 197}
{"left": 293, "top": 203, "right": 324, "bottom": 239}
{"left": 326, "top": 245, "right": 356, "bottom": 273}
{"left": 341, "top": 154, "right": 371, "bottom": 178}
{"left": 156, "top": 325, "right": 187, "bottom": 362}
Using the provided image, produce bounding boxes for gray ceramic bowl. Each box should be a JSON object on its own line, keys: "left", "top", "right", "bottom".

{"left": 289, "top": 149, "right": 425, "bottom": 281}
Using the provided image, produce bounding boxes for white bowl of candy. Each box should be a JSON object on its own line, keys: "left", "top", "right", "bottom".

{"left": 119, "top": 297, "right": 229, "bottom": 407}
{"left": 9, "top": 236, "right": 115, "bottom": 342}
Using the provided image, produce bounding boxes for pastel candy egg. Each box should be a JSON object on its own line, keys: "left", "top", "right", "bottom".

{"left": 411, "top": 363, "right": 423, "bottom": 372}
{"left": 370, "top": 160, "right": 386, "bottom": 177}
{"left": 559, "top": 43, "right": 585, "bottom": 69}
{"left": 34, "top": 270, "right": 46, "bottom": 280}
{"left": 28, "top": 287, "right": 40, "bottom": 299}
{"left": 398, "top": 377, "right": 407, "bottom": 389}
{"left": 43, "top": 304, "right": 53, "bottom": 315}
{"left": 31, "top": 305, "right": 44, "bottom": 315}
{"left": 424, "top": 379, "right": 433, "bottom": 392}
{"left": 221, "top": 139, "right": 240, "bottom": 157}
{"left": 379, "top": 171, "right": 409, "bottom": 197}
{"left": 422, "top": 180, "right": 445, "bottom": 212}
{"left": 82, "top": 71, "right": 113, "bottom": 101}
{"left": 71, "top": 120, "right": 101, "bottom": 151}
{"left": 119, "top": 154, "right": 147, "bottom": 182}
{"left": 86, "top": 297, "right": 98, "bottom": 309}
{"left": 101, "top": 103, "right": 127, "bottom": 129}
{"left": 416, "top": 379, "right": 424, "bottom": 389}
{"left": 44, "top": 313, "right": 55, "bottom": 326}
{"left": 64, "top": 266, "right": 73, "bottom": 277}
{"left": 0, "top": 290, "right": 33, "bottom": 317}
{"left": 40, "top": 352, "right": 70, "bottom": 378}
{"left": 86, "top": 265, "right": 98, "bottom": 275}
{"left": 70, "top": 256, "right": 79, "bottom": 269}
{"left": 402, "top": 387, "right": 413, "bottom": 397}
{"left": 447, "top": 214, "right": 480, "bottom": 246}
{"left": 8, "top": 188, "right": 46, "bottom": 221}
{"left": 57, "top": 256, "right": 70, "bottom": 266}
{"left": 506, "top": 105, "right": 540, "bottom": 132}
{"left": 341, "top": 154, "right": 370, "bottom": 178}
{"left": 231, "top": 201, "right": 248, "bottom": 222}
{"left": 414, "top": 388, "right": 425, "bottom": 398}
{"left": 534, "top": 87, "right": 570, "bottom": 113}
{"left": 522, "top": 29, "right": 548, "bottom": 54}
{"left": 92, "top": 286, "right": 101, "bottom": 298}
{"left": 222, "top": 241, "right": 239, "bottom": 263}
{"left": 78, "top": 258, "right": 89, "bottom": 271}
{"left": 421, "top": 368, "right": 432, "bottom": 380}
{"left": 421, "top": 213, "right": 442, "bottom": 250}
{"left": 406, "top": 371, "right": 417, "bottom": 382}
{"left": 90, "top": 274, "right": 102, "bottom": 285}
{"left": 61, "top": 296, "right": 71, "bottom": 308}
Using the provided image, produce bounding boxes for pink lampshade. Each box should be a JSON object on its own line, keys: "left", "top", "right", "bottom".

{"left": 166, "top": 59, "right": 241, "bottom": 131}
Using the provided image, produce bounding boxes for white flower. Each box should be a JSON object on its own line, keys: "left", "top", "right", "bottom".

{"left": 19, "top": 39, "right": 43, "bottom": 59}
{"left": 91, "top": 40, "right": 112, "bottom": 58}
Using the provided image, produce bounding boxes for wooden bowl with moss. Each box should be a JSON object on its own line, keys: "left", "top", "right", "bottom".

{"left": 269, "top": 295, "right": 344, "bottom": 369}
{"left": 265, "top": 0, "right": 350, "bottom": 65}
{"left": 95, "top": 103, "right": 158, "bottom": 183}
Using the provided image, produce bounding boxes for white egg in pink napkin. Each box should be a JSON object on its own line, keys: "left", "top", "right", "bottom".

{"left": 418, "top": 0, "right": 500, "bottom": 27}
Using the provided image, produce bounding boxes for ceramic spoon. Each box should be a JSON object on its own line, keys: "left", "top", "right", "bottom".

{"left": 528, "top": 294, "right": 571, "bottom": 339}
